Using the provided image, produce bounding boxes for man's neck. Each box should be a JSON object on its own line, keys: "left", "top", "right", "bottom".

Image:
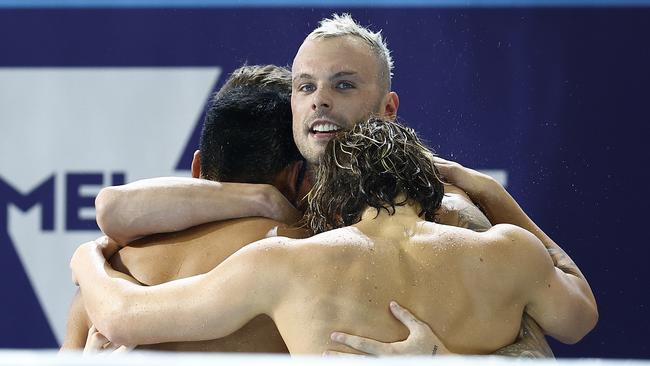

{"left": 353, "top": 201, "right": 429, "bottom": 242}
{"left": 358, "top": 200, "right": 423, "bottom": 224}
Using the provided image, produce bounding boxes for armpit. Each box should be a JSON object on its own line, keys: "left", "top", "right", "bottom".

{"left": 493, "top": 314, "right": 555, "bottom": 358}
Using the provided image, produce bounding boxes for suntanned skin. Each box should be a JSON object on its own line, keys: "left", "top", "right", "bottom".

{"left": 62, "top": 218, "right": 304, "bottom": 352}
{"left": 61, "top": 153, "right": 307, "bottom": 352}
{"left": 79, "top": 26, "right": 558, "bottom": 356}
{"left": 61, "top": 187, "right": 488, "bottom": 353}
{"left": 290, "top": 36, "right": 398, "bottom": 165}
{"left": 73, "top": 200, "right": 596, "bottom": 355}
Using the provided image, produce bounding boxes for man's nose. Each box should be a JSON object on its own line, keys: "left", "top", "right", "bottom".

{"left": 311, "top": 87, "right": 332, "bottom": 111}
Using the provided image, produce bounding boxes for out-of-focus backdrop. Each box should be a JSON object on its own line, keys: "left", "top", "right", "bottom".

{"left": 0, "top": 0, "right": 648, "bottom": 359}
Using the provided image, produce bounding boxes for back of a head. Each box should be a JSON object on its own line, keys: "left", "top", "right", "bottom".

{"left": 306, "top": 118, "right": 444, "bottom": 234}
{"left": 306, "top": 13, "right": 394, "bottom": 91}
{"left": 215, "top": 64, "right": 291, "bottom": 99}
{"left": 200, "top": 85, "right": 301, "bottom": 184}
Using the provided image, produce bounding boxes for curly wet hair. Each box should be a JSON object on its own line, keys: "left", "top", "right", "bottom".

{"left": 305, "top": 118, "right": 444, "bottom": 234}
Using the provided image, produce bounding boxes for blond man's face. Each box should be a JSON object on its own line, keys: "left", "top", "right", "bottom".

{"left": 291, "top": 36, "right": 393, "bottom": 165}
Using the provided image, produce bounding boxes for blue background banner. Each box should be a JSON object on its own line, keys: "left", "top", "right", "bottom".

{"left": 0, "top": 3, "right": 648, "bottom": 358}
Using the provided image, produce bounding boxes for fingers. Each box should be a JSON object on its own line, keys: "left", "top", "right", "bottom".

{"left": 330, "top": 332, "right": 388, "bottom": 355}
{"left": 83, "top": 325, "right": 111, "bottom": 355}
{"left": 389, "top": 301, "right": 428, "bottom": 334}
{"left": 432, "top": 156, "right": 454, "bottom": 165}
{"left": 323, "top": 350, "right": 367, "bottom": 357}
{"left": 114, "top": 345, "right": 135, "bottom": 353}
{"left": 84, "top": 325, "right": 134, "bottom": 355}
{"left": 431, "top": 157, "right": 456, "bottom": 183}
{"left": 87, "top": 325, "right": 96, "bottom": 338}
{"left": 388, "top": 301, "right": 453, "bottom": 355}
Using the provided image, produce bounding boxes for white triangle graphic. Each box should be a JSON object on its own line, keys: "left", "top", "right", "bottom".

{"left": 0, "top": 67, "right": 221, "bottom": 344}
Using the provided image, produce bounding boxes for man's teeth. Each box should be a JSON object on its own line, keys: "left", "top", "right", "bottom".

{"left": 312, "top": 123, "right": 341, "bottom": 133}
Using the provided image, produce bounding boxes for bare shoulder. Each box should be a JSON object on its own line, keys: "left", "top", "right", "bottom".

{"left": 483, "top": 224, "right": 549, "bottom": 259}
{"left": 478, "top": 224, "right": 555, "bottom": 286}
{"left": 111, "top": 217, "right": 290, "bottom": 282}
{"left": 268, "top": 226, "right": 368, "bottom": 264}
{"left": 426, "top": 224, "right": 552, "bottom": 289}
{"left": 230, "top": 234, "right": 306, "bottom": 267}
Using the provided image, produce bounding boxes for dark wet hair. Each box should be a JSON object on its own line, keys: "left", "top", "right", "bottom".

{"left": 215, "top": 64, "right": 291, "bottom": 98}
{"left": 305, "top": 118, "right": 444, "bottom": 234}
{"left": 199, "top": 86, "right": 301, "bottom": 184}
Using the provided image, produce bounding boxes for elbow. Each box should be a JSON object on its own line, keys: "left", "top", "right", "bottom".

{"left": 577, "top": 300, "right": 599, "bottom": 342}
{"left": 573, "top": 292, "right": 599, "bottom": 343}
{"left": 95, "top": 187, "right": 117, "bottom": 234}
{"left": 558, "top": 297, "right": 599, "bottom": 345}
{"left": 95, "top": 187, "right": 129, "bottom": 245}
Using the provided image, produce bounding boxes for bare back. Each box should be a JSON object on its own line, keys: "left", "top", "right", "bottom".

{"left": 272, "top": 215, "right": 528, "bottom": 354}
{"left": 110, "top": 217, "right": 292, "bottom": 353}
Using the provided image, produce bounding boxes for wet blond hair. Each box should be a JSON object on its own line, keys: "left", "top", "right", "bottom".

{"left": 307, "top": 13, "right": 394, "bottom": 91}
{"left": 305, "top": 118, "right": 444, "bottom": 234}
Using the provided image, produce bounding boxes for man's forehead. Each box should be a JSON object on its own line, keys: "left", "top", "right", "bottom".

{"left": 292, "top": 37, "right": 378, "bottom": 79}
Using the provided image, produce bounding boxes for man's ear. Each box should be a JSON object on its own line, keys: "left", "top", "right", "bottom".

{"left": 285, "top": 160, "right": 304, "bottom": 201}
{"left": 191, "top": 150, "right": 201, "bottom": 178}
{"left": 273, "top": 160, "right": 304, "bottom": 206}
{"left": 289, "top": 160, "right": 307, "bottom": 195}
{"left": 383, "top": 91, "right": 400, "bottom": 120}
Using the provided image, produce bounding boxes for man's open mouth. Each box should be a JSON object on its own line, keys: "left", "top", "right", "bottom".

{"left": 310, "top": 121, "right": 343, "bottom": 137}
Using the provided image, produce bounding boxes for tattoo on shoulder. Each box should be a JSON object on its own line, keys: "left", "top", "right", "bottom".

{"left": 437, "top": 195, "right": 492, "bottom": 232}
{"left": 457, "top": 205, "right": 492, "bottom": 232}
{"left": 432, "top": 344, "right": 439, "bottom": 355}
{"left": 546, "top": 247, "right": 581, "bottom": 277}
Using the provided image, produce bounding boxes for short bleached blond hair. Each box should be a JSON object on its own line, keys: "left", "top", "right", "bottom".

{"left": 307, "top": 13, "right": 394, "bottom": 91}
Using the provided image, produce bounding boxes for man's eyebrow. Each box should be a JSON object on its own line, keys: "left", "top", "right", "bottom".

{"left": 331, "top": 71, "right": 358, "bottom": 79}
{"left": 292, "top": 73, "right": 313, "bottom": 83}
{"left": 292, "top": 71, "right": 359, "bottom": 84}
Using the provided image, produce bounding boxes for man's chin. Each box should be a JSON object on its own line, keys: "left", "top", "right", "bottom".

{"left": 303, "top": 147, "right": 328, "bottom": 166}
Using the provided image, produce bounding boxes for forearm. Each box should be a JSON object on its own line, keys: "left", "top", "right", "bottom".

{"left": 71, "top": 240, "right": 269, "bottom": 346}
{"left": 96, "top": 177, "right": 277, "bottom": 245}
{"left": 59, "top": 290, "right": 91, "bottom": 351}
{"left": 72, "top": 240, "right": 163, "bottom": 346}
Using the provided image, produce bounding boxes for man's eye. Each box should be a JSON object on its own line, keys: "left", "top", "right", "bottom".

{"left": 336, "top": 81, "right": 355, "bottom": 90}
{"left": 298, "top": 84, "right": 316, "bottom": 92}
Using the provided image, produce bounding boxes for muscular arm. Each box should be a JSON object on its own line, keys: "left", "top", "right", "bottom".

{"left": 59, "top": 290, "right": 91, "bottom": 351}
{"left": 96, "top": 177, "right": 300, "bottom": 245}
{"left": 493, "top": 225, "right": 597, "bottom": 344}
{"left": 437, "top": 192, "right": 553, "bottom": 357}
{"left": 61, "top": 237, "right": 140, "bottom": 350}
{"left": 435, "top": 158, "right": 596, "bottom": 319}
{"left": 70, "top": 237, "right": 286, "bottom": 346}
